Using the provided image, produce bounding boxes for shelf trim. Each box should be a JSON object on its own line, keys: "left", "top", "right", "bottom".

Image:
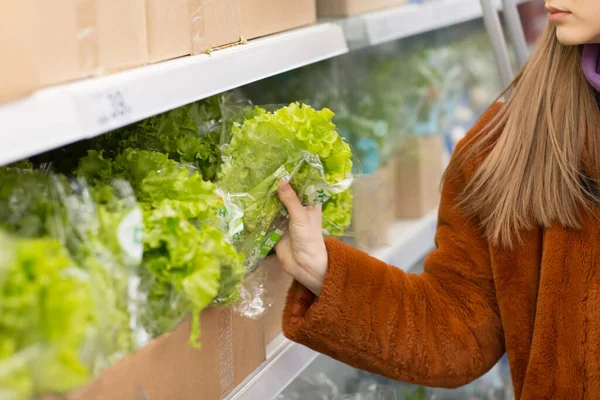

{"left": 345, "top": 0, "right": 530, "bottom": 49}
{"left": 363, "top": 0, "right": 487, "bottom": 47}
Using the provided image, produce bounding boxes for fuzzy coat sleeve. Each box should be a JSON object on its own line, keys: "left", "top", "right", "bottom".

{"left": 282, "top": 104, "right": 505, "bottom": 389}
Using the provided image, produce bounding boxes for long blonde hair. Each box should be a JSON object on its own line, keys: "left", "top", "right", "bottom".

{"left": 456, "top": 23, "right": 600, "bottom": 247}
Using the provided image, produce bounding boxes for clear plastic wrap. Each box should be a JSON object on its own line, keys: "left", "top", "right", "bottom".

{"left": 94, "top": 97, "right": 224, "bottom": 182}
{"left": 52, "top": 177, "right": 143, "bottom": 371}
{"left": 213, "top": 101, "right": 354, "bottom": 318}
{"left": 48, "top": 96, "right": 248, "bottom": 348}
{"left": 74, "top": 147, "right": 244, "bottom": 349}
{"left": 218, "top": 102, "right": 354, "bottom": 273}
{"left": 0, "top": 166, "right": 142, "bottom": 399}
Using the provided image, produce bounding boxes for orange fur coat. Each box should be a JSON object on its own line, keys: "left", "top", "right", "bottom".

{"left": 283, "top": 103, "right": 600, "bottom": 399}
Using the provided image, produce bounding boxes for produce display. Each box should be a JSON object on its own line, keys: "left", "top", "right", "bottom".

{"left": 0, "top": 97, "right": 354, "bottom": 398}
{"left": 0, "top": 16, "right": 507, "bottom": 398}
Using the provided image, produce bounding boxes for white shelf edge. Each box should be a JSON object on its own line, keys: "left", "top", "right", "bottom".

{"left": 225, "top": 334, "right": 320, "bottom": 400}
{"left": 225, "top": 210, "right": 438, "bottom": 400}
{"left": 359, "top": 0, "right": 531, "bottom": 47}
{"left": 0, "top": 0, "right": 535, "bottom": 166}
{"left": 0, "top": 23, "right": 348, "bottom": 167}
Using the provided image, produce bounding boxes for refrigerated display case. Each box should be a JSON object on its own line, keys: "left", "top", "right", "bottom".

{"left": 0, "top": 0, "right": 539, "bottom": 399}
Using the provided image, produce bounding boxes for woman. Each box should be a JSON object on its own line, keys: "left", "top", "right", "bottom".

{"left": 275, "top": 2, "right": 600, "bottom": 398}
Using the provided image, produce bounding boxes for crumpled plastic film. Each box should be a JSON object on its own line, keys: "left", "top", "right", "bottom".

{"left": 0, "top": 166, "right": 142, "bottom": 399}
{"left": 234, "top": 266, "right": 271, "bottom": 319}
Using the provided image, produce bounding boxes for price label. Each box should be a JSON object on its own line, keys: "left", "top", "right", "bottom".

{"left": 98, "top": 89, "right": 132, "bottom": 126}
{"left": 76, "top": 86, "right": 134, "bottom": 134}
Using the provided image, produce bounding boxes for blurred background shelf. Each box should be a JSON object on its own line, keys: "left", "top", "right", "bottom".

{"left": 225, "top": 212, "right": 438, "bottom": 400}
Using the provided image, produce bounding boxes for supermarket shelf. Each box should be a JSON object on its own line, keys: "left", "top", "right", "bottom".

{"left": 375, "top": 209, "right": 438, "bottom": 269}
{"left": 0, "top": 0, "right": 535, "bottom": 168}
{"left": 0, "top": 0, "right": 534, "bottom": 166}
{"left": 225, "top": 211, "right": 438, "bottom": 400}
{"left": 0, "top": 23, "right": 348, "bottom": 167}
{"left": 344, "top": 0, "right": 531, "bottom": 48}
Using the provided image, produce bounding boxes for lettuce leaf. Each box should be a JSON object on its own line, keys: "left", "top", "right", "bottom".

{"left": 95, "top": 99, "right": 223, "bottom": 182}
{"left": 322, "top": 190, "right": 353, "bottom": 236}
{"left": 218, "top": 103, "right": 353, "bottom": 269}
{"left": 78, "top": 148, "right": 244, "bottom": 344}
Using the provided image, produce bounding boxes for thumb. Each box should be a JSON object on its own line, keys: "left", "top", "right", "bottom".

{"left": 278, "top": 181, "right": 306, "bottom": 225}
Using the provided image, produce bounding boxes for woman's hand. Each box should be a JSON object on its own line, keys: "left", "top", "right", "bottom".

{"left": 276, "top": 181, "right": 328, "bottom": 296}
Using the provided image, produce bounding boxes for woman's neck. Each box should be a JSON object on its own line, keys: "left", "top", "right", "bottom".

{"left": 583, "top": 44, "right": 600, "bottom": 93}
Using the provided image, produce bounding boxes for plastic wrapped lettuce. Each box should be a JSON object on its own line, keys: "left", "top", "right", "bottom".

{"left": 76, "top": 148, "right": 244, "bottom": 347}
{"left": 52, "top": 177, "right": 143, "bottom": 371}
{"left": 0, "top": 166, "right": 142, "bottom": 398}
{"left": 93, "top": 98, "right": 223, "bottom": 182}
{"left": 218, "top": 102, "right": 353, "bottom": 272}
{"left": 322, "top": 190, "right": 353, "bottom": 237}
{"left": 0, "top": 232, "right": 95, "bottom": 400}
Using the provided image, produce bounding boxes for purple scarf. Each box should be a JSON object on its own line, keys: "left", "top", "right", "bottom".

{"left": 583, "top": 44, "right": 600, "bottom": 93}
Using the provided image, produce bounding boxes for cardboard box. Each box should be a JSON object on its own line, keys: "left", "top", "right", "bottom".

{"left": 375, "top": 163, "right": 395, "bottom": 246}
{"left": 0, "top": 0, "right": 39, "bottom": 104}
{"left": 96, "top": 0, "right": 149, "bottom": 72}
{"left": 70, "top": 308, "right": 265, "bottom": 400}
{"left": 350, "top": 170, "right": 390, "bottom": 251}
{"left": 260, "top": 256, "right": 294, "bottom": 344}
{"left": 189, "top": 0, "right": 241, "bottom": 54}
{"left": 0, "top": 0, "right": 96, "bottom": 104}
{"left": 317, "top": 0, "right": 407, "bottom": 17}
{"left": 240, "top": 0, "right": 317, "bottom": 40}
{"left": 37, "top": 0, "right": 80, "bottom": 86}
{"left": 76, "top": 0, "right": 100, "bottom": 77}
{"left": 391, "top": 135, "right": 444, "bottom": 218}
{"left": 147, "top": 0, "right": 191, "bottom": 63}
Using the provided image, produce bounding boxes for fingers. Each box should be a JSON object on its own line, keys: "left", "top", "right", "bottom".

{"left": 278, "top": 181, "right": 306, "bottom": 225}
{"left": 308, "top": 203, "right": 322, "bottom": 224}
{"left": 274, "top": 231, "right": 293, "bottom": 272}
